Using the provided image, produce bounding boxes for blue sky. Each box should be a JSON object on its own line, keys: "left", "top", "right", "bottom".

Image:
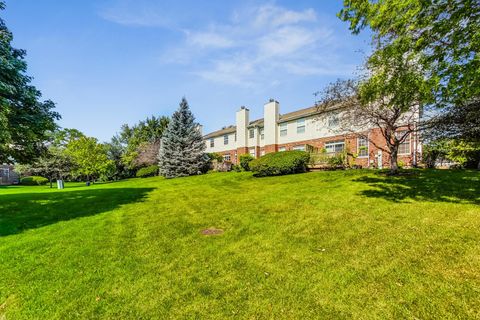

{"left": 4, "top": 0, "right": 370, "bottom": 142}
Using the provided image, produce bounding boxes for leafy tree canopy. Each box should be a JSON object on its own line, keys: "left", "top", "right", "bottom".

{"left": 65, "top": 136, "right": 114, "bottom": 181}
{"left": 0, "top": 1, "right": 60, "bottom": 164}
{"left": 339, "top": 0, "right": 480, "bottom": 107}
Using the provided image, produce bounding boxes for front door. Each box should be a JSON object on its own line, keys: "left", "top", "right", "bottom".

{"left": 377, "top": 151, "right": 383, "bottom": 169}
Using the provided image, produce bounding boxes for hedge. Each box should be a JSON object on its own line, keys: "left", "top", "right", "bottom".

{"left": 20, "top": 176, "right": 49, "bottom": 186}
{"left": 136, "top": 165, "right": 159, "bottom": 178}
{"left": 239, "top": 154, "right": 254, "bottom": 171}
{"left": 249, "top": 151, "right": 310, "bottom": 177}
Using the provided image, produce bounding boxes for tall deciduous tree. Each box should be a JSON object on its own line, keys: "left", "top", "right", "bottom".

{"left": 0, "top": 1, "right": 60, "bottom": 163}
{"left": 158, "top": 98, "right": 206, "bottom": 178}
{"left": 339, "top": 0, "right": 479, "bottom": 107}
{"left": 118, "top": 116, "right": 169, "bottom": 170}
{"left": 66, "top": 136, "right": 114, "bottom": 182}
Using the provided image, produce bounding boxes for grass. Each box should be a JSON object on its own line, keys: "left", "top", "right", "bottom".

{"left": 0, "top": 170, "right": 479, "bottom": 319}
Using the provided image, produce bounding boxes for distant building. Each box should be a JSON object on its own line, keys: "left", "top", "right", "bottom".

{"left": 0, "top": 164, "right": 20, "bottom": 185}
{"left": 203, "top": 99, "right": 420, "bottom": 168}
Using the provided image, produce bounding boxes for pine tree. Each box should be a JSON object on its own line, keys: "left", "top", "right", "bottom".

{"left": 158, "top": 98, "right": 206, "bottom": 178}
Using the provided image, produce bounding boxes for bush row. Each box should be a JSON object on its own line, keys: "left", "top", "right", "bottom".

{"left": 136, "top": 165, "right": 159, "bottom": 178}
{"left": 249, "top": 151, "right": 310, "bottom": 177}
{"left": 20, "top": 176, "right": 49, "bottom": 186}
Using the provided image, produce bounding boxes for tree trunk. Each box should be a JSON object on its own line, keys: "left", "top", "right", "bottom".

{"left": 389, "top": 149, "right": 399, "bottom": 175}
{"left": 49, "top": 177, "right": 53, "bottom": 188}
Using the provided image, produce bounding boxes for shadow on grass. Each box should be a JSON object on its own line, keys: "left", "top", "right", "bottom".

{"left": 354, "top": 170, "right": 480, "bottom": 204}
{"left": 0, "top": 187, "right": 154, "bottom": 236}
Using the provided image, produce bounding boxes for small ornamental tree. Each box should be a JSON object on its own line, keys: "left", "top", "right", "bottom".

{"left": 158, "top": 98, "right": 206, "bottom": 178}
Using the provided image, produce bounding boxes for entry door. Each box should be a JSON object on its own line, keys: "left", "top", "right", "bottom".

{"left": 377, "top": 151, "right": 383, "bottom": 169}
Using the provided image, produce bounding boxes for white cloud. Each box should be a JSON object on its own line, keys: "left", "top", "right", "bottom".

{"left": 98, "top": 0, "right": 174, "bottom": 27}
{"left": 185, "top": 31, "right": 235, "bottom": 49}
{"left": 101, "top": 2, "right": 359, "bottom": 87}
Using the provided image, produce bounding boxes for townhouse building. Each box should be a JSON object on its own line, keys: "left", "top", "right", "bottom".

{"left": 203, "top": 99, "right": 420, "bottom": 168}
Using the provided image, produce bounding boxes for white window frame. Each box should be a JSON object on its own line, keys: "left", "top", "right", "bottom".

{"left": 249, "top": 129, "right": 255, "bottom": 139}
{"left": 292, "top": 145, "right": 305, "bottom": 151}
{"left": 328, "top": 114, "right": 339, "bottom": 128}
{"left": 396, "top": 131, "right": 411, "bottom": 155}
{"left": 280, "top": 123, "right": 288, "bottom": 137}
{"left": 325, "top": 140, "right": 345, "bottom": 154}
{"left": 357, "top": 136, "right": 369, "bottom": 158}
{"left": 223, "top": 154, "right": 231, "bottom": 162}
{"left": 278, "top": 146, "right": 286, "bottom": 152}
{"left": 224, "top": 134, "right": 229, "bottom": 145}
{"left": 249, "top": 147, "right": 256, "bottom": 158}
{"left": 210, "top": 138, "right": 214, "bottom": 148}
{"left": 260, "top": 128, "right": 264, "bottom": 140}
{"left": 297, "top": 119, "right": 306, "bottom": 134}
{"left": 260, "top": 150, "right": 265, "bottom": 156}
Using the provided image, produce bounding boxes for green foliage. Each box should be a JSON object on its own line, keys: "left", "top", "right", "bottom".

{"left": 20, "top": 176, "right": 48, "bottom": 186}
{"left": 327, "top": 153, "right": 346, "bottom": 168}
{"left": 0, "top": 4, "right": 60, "bottom": 163}
{"left": 65, "top": 136, "right": 115, "bottom": 181}
{"left": 207, "top": 153, "right": 223, "bottom": 163}
{"left": 136, "top": 165, "right": 159, "bottom": 178}
{"left": 158, "top": 98, "right": 206, "bottom": 178}
{"left": 249, "top": 151, "right": 310, "bottom": 177}
{"left": 339, "top": 0, "right": 479, "bottom": 107}
{"left": 239, "top": 154, "right": 254, "bottom": 171}
{"left": 231, "top": 164, "right": 242, "bottom": 172}
{"left": 445, "top": 140, "right": 480, "bottom": 169}
{"left": 118, "top": 116, "right": 169, "bottom": 170}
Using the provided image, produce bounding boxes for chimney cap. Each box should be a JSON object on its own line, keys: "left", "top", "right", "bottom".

{"left": 239, "top": 106, "right": 249, "bottom": 111}
{"left": 268, "top": 98, "right": 279, "bottom": 103}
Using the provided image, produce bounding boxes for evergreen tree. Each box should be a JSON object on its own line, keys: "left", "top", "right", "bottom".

{"left": 158, "top": 98, "right": 206, "bottom": 178}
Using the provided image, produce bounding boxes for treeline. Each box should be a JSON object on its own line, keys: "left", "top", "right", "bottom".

{"left": 16, "top": 116, "right": 171, "bottom": 185}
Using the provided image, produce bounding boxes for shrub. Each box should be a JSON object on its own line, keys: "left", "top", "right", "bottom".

{"left": 231, "top": 165, "right": 242, "bottom": 172}
{"left": 136, "top": 165, "right": 159, "bottom": 178}
{"left": 20, "top": 176, "right": 48, "bottom": 186}
{"left": 239, "top": 154, "right": 254, "bottom": 171}
{"left": 207, "top": 153, "right": 223, "bottom": 162}
{"left": 249, "top": 151, "right": 310, "bottom": 177}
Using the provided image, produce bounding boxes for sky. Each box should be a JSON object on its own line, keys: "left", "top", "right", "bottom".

{"left": 3, "top": 0, "right": 370, "bottom": 142}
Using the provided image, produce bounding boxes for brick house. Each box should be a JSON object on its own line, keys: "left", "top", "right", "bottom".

{"left": 0, "top": 164, "right": 20, "bottom": 185}
{"left": 203, "top": 99, "right": 421, "bottom": 168}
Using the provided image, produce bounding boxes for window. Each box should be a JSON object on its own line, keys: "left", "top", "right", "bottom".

{"left": 297, "top": 119, "right": 306, "bottom": 134}
{"left": 292, "top": 145, "right": 305, "bottom": 151}
{"left": 210, "top": 138, "right": 214, "bottom": 148}
{"left": 278, "top": 146, "right": 286, "bottom": 152}
{"left": 396, "top": 131, "right": 411, "bottom": 154}
{"left": 328, "top": 114, "right": 339, "bottom": 128}
{"left": 223, "top": 154, "right": 231, "bottom": 162}
{"left": 260, "top": 150, "right": 265, "bottom": 156}
{"left": 234, "top": 152, "right": 237, "bottom": 162}
{"left": 249, "top": 129, "right": 255, "bottom": 139}
{"left": 357, "top": 136, "right": 369, "bottom": 157}
{"left": 325, "top": 140, "right": 345, "bottom": 154}
{"left": 249, "top": 147, "right": 256, "bottom": 158}
{"left": 224, "top": 134, "right": 229, "bottom": 145}
{"left": 260, "top": 128, "right": 264, "bottom": 140}
{"left": 280, "top": 123, "right": 288, "bottom": 137}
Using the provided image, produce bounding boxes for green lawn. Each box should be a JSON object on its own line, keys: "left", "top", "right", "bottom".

{"left": 1, "top": 170, "right": 479, "bottom": 319}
